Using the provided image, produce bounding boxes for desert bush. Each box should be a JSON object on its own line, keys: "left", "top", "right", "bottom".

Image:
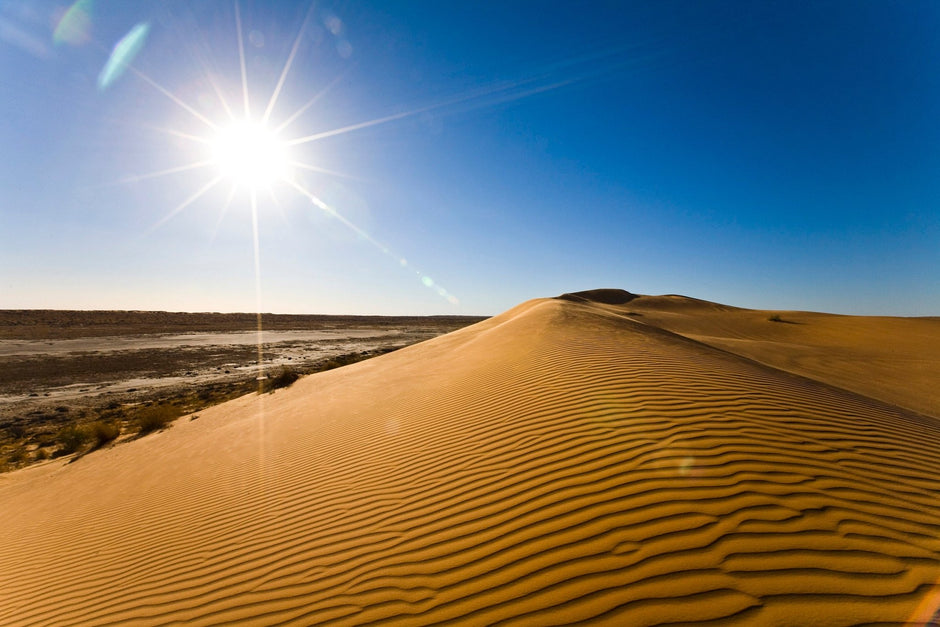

{"left": 89, "top": 421, "right": 120, "bottom": 448}
{"left": 136, "top": 404, "right": 181, "bottom": 434}
{"left": 768, "top": 314, "right": 783, "bottom": 322}
{"left": 8, "top": 447, "right": 26, "bottom": 465}
{"left": 34, "top": 448, "right": 48, "bottom": 461}
{"left": 36, "top": 433, "right": 57, "bottom": 449}
{"left": 319, "top": 353, "right": 364, "bottom": 372}
{"left": 55, "top": 425, "right": 90, "bottom": 456}
{"left": 265, "top": 367, "right": 300, "bottom": 392}
{"left": 7, "top": 424, "right": 26, "bottom": 440}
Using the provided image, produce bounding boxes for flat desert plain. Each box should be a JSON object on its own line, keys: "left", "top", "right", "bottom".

{"left": 0, "top": 310, "right": 484, "bottom": 458}
{"left": 1, "top": 289, "right": 940, "bottom": 625}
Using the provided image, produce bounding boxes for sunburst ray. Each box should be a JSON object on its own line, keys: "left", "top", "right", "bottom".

{"left": 273, "top": 71, "right": 349, "bottom": 135}
{"left": 126, "top": 64, "right": 217, "bottom": 130}
{"left": 150, "top": 175, "right": 223, "bottom": 231}
{"left": 119, "top": 160, "right": 213, "bottom": 185}
{"left": 262, "top": 3, "right": 317, "bottom": 125}
{"left": 234, "top": 2, "right": 251, "bottom": 118}
{"left": 288, "top": 160, "right": 364, "bottom": 181}
{"left": 209, "top": 184, "right": 239, "bottom": 245}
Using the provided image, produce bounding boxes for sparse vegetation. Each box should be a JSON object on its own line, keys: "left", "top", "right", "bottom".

{"left": 320, "top": 349, "right": 396, "bottom": 372}
{"left": 0, "top": 347, "right": 408, "bottom": 471}
{"left": 264, "top": 366, "right": 300, "bottom": 393}
{"left": 89, "top": 421, "right": 120, "bottom": 448}
{"left": 0, "top": 307, "right": 482, "bottom": 475}
{"left": 136, "top": 404, "right": 182, "bottom": 434}
{"left": 8, "top": 447, "right": 26, "bottom": 465}
{"left": 768, "top": 314, "right": 783, "bottom": 322}
{"left": 54, "top": 425, "right": 90, "bottom": 456}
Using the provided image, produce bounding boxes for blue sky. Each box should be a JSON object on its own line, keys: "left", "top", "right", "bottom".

{"left": 1, "top": 0, "right": 937, "bottom": 315}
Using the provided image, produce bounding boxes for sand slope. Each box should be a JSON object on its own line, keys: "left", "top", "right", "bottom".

{"left": 2, "top": 294, "right": 940, "bottom": 625}
{"left": 619, "top": 293, "right": 940, "bottom": 419}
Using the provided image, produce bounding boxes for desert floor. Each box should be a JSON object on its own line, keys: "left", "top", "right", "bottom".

{"left": 1, "top": 290, "right": 939, "bottom": 625}
{"left": 0, "top": 311, "right": 484, "bottom": 462}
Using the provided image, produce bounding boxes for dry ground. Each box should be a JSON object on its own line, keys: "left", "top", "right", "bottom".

{"left": 0, "top": 311, "right": 485, "bottom": 469}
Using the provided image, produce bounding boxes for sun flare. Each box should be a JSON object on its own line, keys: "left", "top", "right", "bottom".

{"left": 127, "top": 1, "right": 458, "bottom": 306}
{"left": 209, "top": 120, "right": 292, "bottom": 189}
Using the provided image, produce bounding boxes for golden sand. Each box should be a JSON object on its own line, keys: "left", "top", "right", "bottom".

{"left": 1, "top": 292, "right": 939, "bottom": 625}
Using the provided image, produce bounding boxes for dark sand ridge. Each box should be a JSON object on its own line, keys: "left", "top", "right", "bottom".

{"left": 0, "top": 291, "right": 938, "bottom": 625}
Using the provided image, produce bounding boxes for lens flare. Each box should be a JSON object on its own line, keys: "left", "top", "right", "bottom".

{"left": 908, "top": 584, "right": 940, "bottom": 625}
{"left": 53, "top": 0, "right": 93, "bottom": 46}
{"left": 98, "top": 22, "right": 150, "bottom": 90}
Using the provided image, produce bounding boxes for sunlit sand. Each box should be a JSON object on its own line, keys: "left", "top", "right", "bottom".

{"left": 1, "top": 290, "right": 939, "bottom": 625}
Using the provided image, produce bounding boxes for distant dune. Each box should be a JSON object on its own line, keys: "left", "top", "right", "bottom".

{"left": 615, "top": 290, "right": 940, "bottom": 419}
{"left": 1, "top": 291, "right": 939, "bottom": 625}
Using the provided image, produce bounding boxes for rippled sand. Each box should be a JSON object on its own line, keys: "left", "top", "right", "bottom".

{"left": 1, "top": 291, "right": 938, "bottom": 625}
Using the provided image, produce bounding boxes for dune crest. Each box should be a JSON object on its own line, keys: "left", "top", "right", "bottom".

{"left": 557, "top": 288, "right": 639, "bottom": 305}
{"left": 1, "top": 296, "right": 939, "bottom": 625}
{"left": 609, "top": 293, "right": 940, "bottom": 418}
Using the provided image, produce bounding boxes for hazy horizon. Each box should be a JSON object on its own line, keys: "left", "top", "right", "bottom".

{"left": 3, "top": 288, "right": 939, "bottom": 318}
{"left": 2, "top": 1, "right": 938, "bottom": 317}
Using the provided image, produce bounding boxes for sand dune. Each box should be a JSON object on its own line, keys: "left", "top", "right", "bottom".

{"left": 618, "top": 293, "right": 940, "bottom": 419}
{"left": 1, "top": 292, "right": 939, "bottom": 625}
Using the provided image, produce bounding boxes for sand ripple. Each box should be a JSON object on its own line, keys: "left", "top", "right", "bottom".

{"left": 1, "top": 298, "right": 939, "bottom": 625}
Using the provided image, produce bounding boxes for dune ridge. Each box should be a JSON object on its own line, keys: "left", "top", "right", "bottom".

{"left": 609, "top": 291, "right": 940, "bottom": 419}
{"left": 1, "top": 296, "right": 939, "bottom": 625}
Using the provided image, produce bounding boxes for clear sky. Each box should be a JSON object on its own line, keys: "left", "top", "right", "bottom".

{"left": 1, "top": 0, "right": 938, "bottom": 316}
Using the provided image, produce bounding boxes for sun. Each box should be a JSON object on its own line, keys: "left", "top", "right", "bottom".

{"left": 209, "top": 119, "right": 292, "bottom": 189}
{"left": 128, "top": 1, "right": 459, "bottom": 308}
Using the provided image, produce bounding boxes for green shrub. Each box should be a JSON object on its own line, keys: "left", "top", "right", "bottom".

{"left": 136, "top": 405, "right": 181, "bottom": 434}
{"left": 265, "top": 367, "right": 299, "bottom": 393}
{"left": 55, "top": 425, "right": 90, "bottom": 456}
{"left": 7, "top": 424, "right": 26, "bottom": 440}
{"left": 89, "top": 421, "right": 120, "bottom": 448}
